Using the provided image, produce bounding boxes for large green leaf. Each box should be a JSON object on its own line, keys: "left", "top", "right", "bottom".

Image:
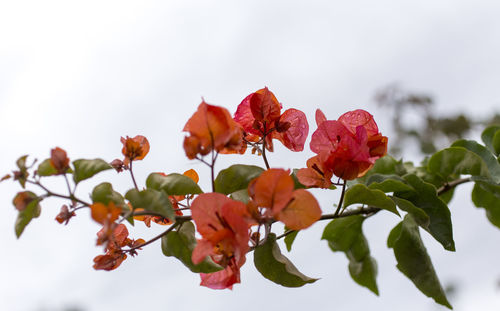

{"left": 366, "top": 174, "right": 414, "bottom": 193}
{"left": 343, "top": 184, "right": 399, "bottom": 216}
{"left": 161, "top": 222, "right": 222, "bottom": 273}
{"left": 91, "top": 182, "right": 125, "bottom": 206}
{"left": 395, "top": 174, "right": 455, "bottom": 251}
{"left": 481, "top": 125, "right": 500, "bottom": 156}
{"left": 387, "top": 215, "right": 452, "bottom": 309}
{"left": 427, "top": 147, "right": 492, "bottom": 182}
{"left": 390, "top": 196, "right": 430, "bottom": 229}
{"left": 72, "top": 159, "right": 112, "bottom": 184}
{"left": 357, "top": 156, "right": 406, "bottom": 184}
{"left": 254, "top": 233, "right": 317, "bottom": 287}
{"left": 451, "top": 139, "right": 500, "bottom": 183}
{"left": 214, "top": 165, "right": 264, "bottom": 194}
{"left": 125, "top": 188, "right": 175, "bottom": 220}
{"left": 472, "top": 181, "right": 500, "bottom": 229}
{"left": 322, "top": 216, "right": 378, "bottom": 295}
{"left": 284, "top": 228, "right": 299, "bottom": 252}
{"left": 13, "top": 192, "right": 42, "bottom": 238}
{"left": 146, "top": 173, "right": 202, "bottom": 195}
{"left": 37, "top": 159, "right": 58, "bottom": 177}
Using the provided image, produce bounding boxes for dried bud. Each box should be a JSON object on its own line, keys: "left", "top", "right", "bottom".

{"left": 55, "top": 205, "right": 76, "bottom": 225}
{"left": 110, "top": 159, "right": 125, "bottom": 173}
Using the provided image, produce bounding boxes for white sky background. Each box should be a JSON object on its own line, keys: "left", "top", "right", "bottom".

{"left": 1, "top": 1, "right": 500, "bottom": 310}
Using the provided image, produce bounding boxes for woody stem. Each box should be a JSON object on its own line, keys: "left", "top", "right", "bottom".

{"left": 125, "top": 222, "right": 180, "bottom": 253}
{"left": 333, "top": 181, "right": 347, "bottom": 217}
{"left": 129, "top": 161, "right": 139, "bottom": 190}
{"left": 261, "top": 123, "right": 271, "bottom": 169}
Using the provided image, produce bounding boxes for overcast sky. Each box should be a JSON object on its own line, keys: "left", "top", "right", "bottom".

{"left": 1, "top": 1, "right": 500, "bottom": 311}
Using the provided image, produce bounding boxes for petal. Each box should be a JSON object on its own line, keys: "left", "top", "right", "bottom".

{"left": 276, "top": 189, "right": 322, "bottom": 230}
{"left": 315, "top": 109, "right": 327, "bottom": 126}
{"left": 253, "top": 168, "right": 294, "bottom": 214}
{"left": 192, "top": 239, "right": 214, "bottom": 265}
{"left": 338, "top": 109, "right": 379, "bottom": 136}
{"left": 200, "top": 264, "right": 240, "bottom": 290}
{"left": 249, "top": 87, "right": 281, "bottom": 123}
{"left": 273, "top": 108, "right": 309, "bottom": 152}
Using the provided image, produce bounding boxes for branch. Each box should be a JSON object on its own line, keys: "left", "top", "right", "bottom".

{"left": 437, "top": 177, "right": 472, "bottom": 195}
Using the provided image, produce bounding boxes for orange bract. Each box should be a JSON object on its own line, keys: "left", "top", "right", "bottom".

{"left": 120, "top": 135, "right": 150, "bottom": 165}
{"left": 248, "top": 168, "right": 322, "bottom": 230}
{"left": 183, "top": 101, "right": 244, "bottom": 159}
{"left": 191, "top": 193, "right": 251, "bottom": 290}
{"left": 90, "top": 202, "right": 121, "bottom": 225}
{"left": 50, "top": 147, "right": 70, "bottom": 174}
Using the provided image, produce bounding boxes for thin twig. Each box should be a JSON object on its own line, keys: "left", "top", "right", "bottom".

{"left": 129, "top": 161, "right": 139, "bottom": 190}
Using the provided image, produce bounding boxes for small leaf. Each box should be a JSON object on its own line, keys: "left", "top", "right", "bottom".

{"left": 387, "top": 215, "right": 452, "bottom": 309}
{"left": 390, "top": 196, "right": 430, "bottom": 229}
{"left": 254, "top": 233, "right": 317, "bottom": 287}
{"left": 343, "top": 184, "right": 399, "bottom": 216}
{"left": 427, "top": 147, "right": 492, "bottom": 182}
{"left": 481, "top": 125, "right": 500, "bottom": 156}
{"left": 322, "top": 216, "right": 378, "bottom": 295}
{"left": 37, "top": 159, "right": 58, "bottom": 177}
{"left": 472, "top": 181, "right": 500, "bottom": 229}
{"left": 284, "top": 229, "right": 299, "bottom": 252}
{"left": 229, "top": 189, "right": 250, "bottom": 204}
{"left": 13, "top": 192, "right": 42, "bottom": 238}
{"left": 452, "top": 139, "right": 500, "bottom": 183}
{"left": 125, "top": 188, "right": 174, "bottom": 220}
{"left": 395, "top": 174, "right": 455, "bottom": 251}
{"left": 161, "top": 222, "right": 223, "bottom": 273}
{"left": 291, "top": 169, "right": 307, "bottom": 189}
{"left": 146, "top": 173, "right": 202, "bottom": 195}
{"left": 214, "top": 164, "right": 264, "bottom": 194}
{"left": 72, "top": 159, "right": 112, "bottom": 184}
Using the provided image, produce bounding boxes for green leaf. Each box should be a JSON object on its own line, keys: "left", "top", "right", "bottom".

{"left": 229, "top": 189, "right": 250, "bottom": 204}
{"left": 322, "top": 216, "right": 378, "bottom": 295}
{"left": 92, "top": 182, "right": 131, "bottom": 224}
{"left": 214, "top": 165, "right": 264, "bottom": 194}
{"left": 452, "top": 139, "right": 500, "bottom": 183}
{"left": 357, "top": 156, "right": 406, "bottom": 183}
{"left": 428, "top": 147, "right": 492, "bottom": 182}
{"left": 343, "top": 184, "right": 399, "bottom": 216}
{"left": 366, "top": 174, "right": 414, "bottom": 193}
{"left": 37, "top": 159, "right": 58, "bottom": 177}
{"left": 13, "top": 192, "right": 42, "bottom": 238}
{"left": 125, "top": 188, "right": 175, "bottom": 220}
{"left": 146, "top": 173, "right": 202, "bottom": 195}
{"left": 254, "top": 233, "right": 317, "bottom": 287}
{"left": 472, "top": 181, "right": 500, "bottom": 229}
{"left": 91, "top": 182, "right": 125, "bottom": 206}
{"left": 284, "top": 229, "right": 299, "bottom": 252}
{"left": 390, "top": 196, "right": 430, "bottom": 229}
{"left": 395, "top": 174, "right": 455, "bottom": 251}
{"left": 481, "top": 125, "right": 500, "bottom": 156}
{"left": 15, "top": 155, "right": 29, "bottom": 188}
{"left": 291, "top": 169, "right": 307, "bottom": 189}
{"left": 161, "top": 222, "right": 223, "bottom": 273}
{"left": 387, "top": 215, "right": 452, "bottom": 309}
{"left": 72, "top": 159, "right": 112, "bottom": 184}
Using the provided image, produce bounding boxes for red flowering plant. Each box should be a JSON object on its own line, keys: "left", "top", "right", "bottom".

{"left": 5, "top": 86, "right": 500, "bottom": 309}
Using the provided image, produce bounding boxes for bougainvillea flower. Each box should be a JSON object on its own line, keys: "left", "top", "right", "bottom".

{"left": 191, "top": 193, "right": 251, "bottom": 289}
{"left": 183, "top": 101, "right": 245, "bottom": 160}
{"left": 234, "top": 87, "right": 308, "bottom": 152}
{"left": 300, "top": 109, "right": 388, "bottom": 181}
{"left": 120, "top": 135, "right": 150, "bottom": 166}
{"left": 50, "top": 147, "right": 70, "bottom": 174}
{"left": 248, "top": 168, "right": 322, "bottom": 230}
